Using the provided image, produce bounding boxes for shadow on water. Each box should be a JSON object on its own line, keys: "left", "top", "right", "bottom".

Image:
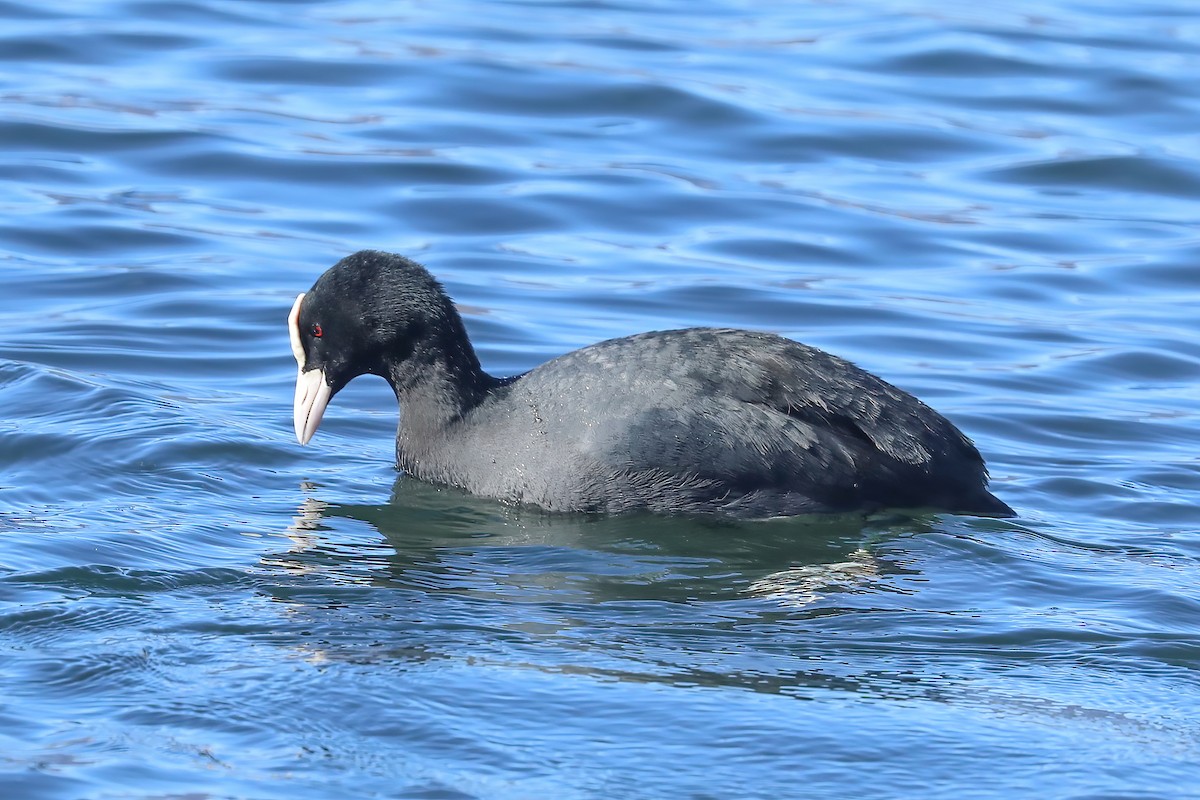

{"left": 264, "top": 474, "right": 948, "bottom": 606}
{"left": 251, "top": 478, "right": 913, "bottom": 692}
{"left": 244, "top": 483, "right": 1187, "bottom": 746}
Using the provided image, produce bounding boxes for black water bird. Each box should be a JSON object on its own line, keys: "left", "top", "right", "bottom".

{"left": 289, "top": 250, "right": 1012, "bottom": 518}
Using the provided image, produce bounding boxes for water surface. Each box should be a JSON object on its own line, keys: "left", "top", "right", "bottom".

{"left": 2, "top": 1, "right": 1199, "bottom": 798}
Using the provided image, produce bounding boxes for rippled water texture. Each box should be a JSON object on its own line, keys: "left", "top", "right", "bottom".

{"left": 2, "top": 1, "right": 1199, "bottom": 797}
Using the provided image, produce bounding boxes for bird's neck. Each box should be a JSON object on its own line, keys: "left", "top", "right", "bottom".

{"left": 388, "top": 339, "right": 499, "bottom": 479}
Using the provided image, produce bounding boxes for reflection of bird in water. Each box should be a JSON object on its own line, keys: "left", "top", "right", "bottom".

{"left": 269, "top": 478, "right": 908, "bottom": 613}
{"left": 274, "top": 488, "right": 328, "bottom": 567}
{"left": 748, "top": 548, "right": 884, "bottom": 607}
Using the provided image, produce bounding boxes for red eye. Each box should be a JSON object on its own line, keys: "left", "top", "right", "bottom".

{"left": 310, "top": 324, "right": 323, "bottom": 338}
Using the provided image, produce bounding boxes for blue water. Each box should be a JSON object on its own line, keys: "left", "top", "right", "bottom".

{"left": 2, "top": 0, "right": 1199, "bottom": 797}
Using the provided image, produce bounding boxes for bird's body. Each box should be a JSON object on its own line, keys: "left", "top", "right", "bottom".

{"left": 289, "top": 251, "right": 1012, "bottom": 519}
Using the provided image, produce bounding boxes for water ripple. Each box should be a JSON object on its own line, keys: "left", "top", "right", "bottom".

{"left": 2, "top": 0, "right": 1199, "bottom": 797}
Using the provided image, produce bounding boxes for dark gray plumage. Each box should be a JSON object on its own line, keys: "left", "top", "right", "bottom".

{"left": 290, "top": 250, "right": 1012, "bottom": 519}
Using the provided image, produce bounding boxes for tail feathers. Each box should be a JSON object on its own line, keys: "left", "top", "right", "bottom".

{"left": 953, "top": 489, "right": 1015, "bottom": 518}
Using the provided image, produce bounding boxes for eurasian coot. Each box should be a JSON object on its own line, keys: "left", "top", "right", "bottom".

{"left": 289, "top": 250, "right": 1012, "bottom": 518}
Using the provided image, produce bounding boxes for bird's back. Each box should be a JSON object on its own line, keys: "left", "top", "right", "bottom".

{"left": 431, "top": 328, "right": 1008, "bottom": 517}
